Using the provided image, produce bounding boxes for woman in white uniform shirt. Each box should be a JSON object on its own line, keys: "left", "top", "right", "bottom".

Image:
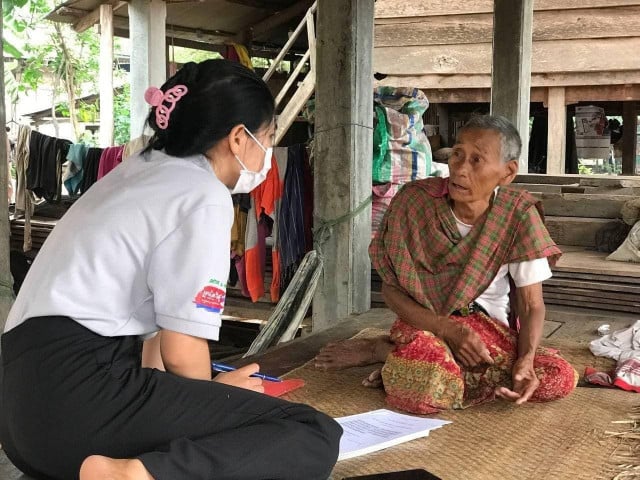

{"left": 0, "top": 60, "right": 341, "bottom": 480}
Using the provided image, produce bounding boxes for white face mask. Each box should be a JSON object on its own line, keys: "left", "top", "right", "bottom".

{"left": 230, "top": 127, "right": 273, "bottom": 195}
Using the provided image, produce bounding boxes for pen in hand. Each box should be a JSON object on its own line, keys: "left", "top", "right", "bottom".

{"left": 211, "top": 362, "right": 282, "bottom": 383}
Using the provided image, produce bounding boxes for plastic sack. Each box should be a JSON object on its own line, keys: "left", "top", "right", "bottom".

{"left": 607, "top": 220, "right": 640, "bottom": 263}
{"left": 373, "top": 87, "right": 432, "bottom": 185}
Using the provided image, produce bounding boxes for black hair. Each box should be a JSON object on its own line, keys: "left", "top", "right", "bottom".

{"left": 144, "top": 59, "right": 275, "bottom": 157}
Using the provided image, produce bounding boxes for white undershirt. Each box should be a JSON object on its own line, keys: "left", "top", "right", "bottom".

{"left": 452, "top": 211, "right": 552, "bottom": 326}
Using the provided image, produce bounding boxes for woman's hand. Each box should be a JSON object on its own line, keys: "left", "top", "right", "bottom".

{"left": 495, "top": 357, "right": 539, "bottom": 405}
{"left": 213, "top": 363, "right": 264, "bottom": 393}
{"left": 441, "top": 319, "right": 494, "bottom": 368}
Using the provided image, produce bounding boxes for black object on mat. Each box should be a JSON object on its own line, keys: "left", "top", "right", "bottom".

{"left": 342, "top": 469, "right": 442, "bottom": 480}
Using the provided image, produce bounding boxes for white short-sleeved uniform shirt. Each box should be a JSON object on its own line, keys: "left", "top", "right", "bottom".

{"left": 5, "top": 149, "right": 233, "bottom": 341}
{"left": 452, "top": 210, "right": 552, "bottom": 326}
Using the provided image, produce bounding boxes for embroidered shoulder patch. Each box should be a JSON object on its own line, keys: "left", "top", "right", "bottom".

{"left": 194, "top": 278, "right": 226, "bottom": 313}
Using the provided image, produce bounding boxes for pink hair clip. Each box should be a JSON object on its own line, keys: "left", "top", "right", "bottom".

{"left": 144, "top": 85, "right": 189, "bottom": 130}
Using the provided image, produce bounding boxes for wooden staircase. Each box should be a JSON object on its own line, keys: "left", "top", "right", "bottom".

{"left": 262, "top": 1, "right": 317, "bottom": 145}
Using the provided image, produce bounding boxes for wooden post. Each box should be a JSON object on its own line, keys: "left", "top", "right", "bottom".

{"left": 129, "top": 0, "right": 167, "bottom": 139}
{"left": 490, "top": 0, "right": 533, "bottom": 172}
{"left": 0, "top": 5, "right": 14, "bottom": 328}
{"left": 546, "top": 87, "right": 566, "bottom": 175}
{"left": 99, "top": 4, "right": 114, "bottom": 147}
{"left": 622, "top": 101, "right": 638, "bottom": 175}
{"left": 313, "top": 0, "right": 373, "bottom": 331}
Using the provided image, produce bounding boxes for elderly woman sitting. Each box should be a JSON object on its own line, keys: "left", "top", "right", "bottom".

{"left": 316, "top": 115, "right": 578, "bottom": 415}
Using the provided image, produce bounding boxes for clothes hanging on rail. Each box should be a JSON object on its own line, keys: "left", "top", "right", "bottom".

{"left": 63, "top": 143, "right": 89, "bottom": 196}
{"left": 27, "top": 131, "right": 71, "bottom": 202}
{"left": 97, "top": 145, "right": 125, "bottom": 180}
{"left": 244, "top": 151, "right": 284, "bottom": 303}
{"left": 278, "top": 144, "right": 308, "bottom": 293}
{"left": 79, "top": 148, "right": 104, "bottom": 194}
{"left": 14, "top": 125, "right": 33, "bottom": 252}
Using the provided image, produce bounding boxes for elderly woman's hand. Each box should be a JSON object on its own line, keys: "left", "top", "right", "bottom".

{"left": 441, "top": 319, "right": 494, "bottom": 368}
{"left": 495, "top": 357, "right": 540, "bottom": 405}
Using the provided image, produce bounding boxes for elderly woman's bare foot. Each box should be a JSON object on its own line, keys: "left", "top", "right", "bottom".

{"left": 314, "top": 335, "right": 393, "bottom": 370}
{"left": 79, "top": 455, "right": 154, "bottom": 480}
{"left": 362, "top": 368, "right": 384, "bottom": 388}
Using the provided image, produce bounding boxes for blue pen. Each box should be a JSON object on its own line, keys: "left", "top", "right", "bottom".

{"left": 211, "top": 362, "right": 282, "bottom": 383}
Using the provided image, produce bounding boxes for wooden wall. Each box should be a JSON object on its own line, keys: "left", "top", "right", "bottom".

{"left": 373, "top": 0, "right": 640, "bottom": 99}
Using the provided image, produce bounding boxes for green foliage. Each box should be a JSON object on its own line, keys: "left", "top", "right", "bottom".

{"left": 170, "top": 46, "right": 221, "bottom": 64}
{"left": 578, "top": 164, "right": 593, "bottom": 175}
{"left": 113, "top": 81, "right": 130, "bottom": 146}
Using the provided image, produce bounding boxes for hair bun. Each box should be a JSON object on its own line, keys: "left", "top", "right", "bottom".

{"left": 144, "top": 87, "right": 164, "bottom": 107}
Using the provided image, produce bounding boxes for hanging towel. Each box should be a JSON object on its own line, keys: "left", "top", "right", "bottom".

{"left": 27, "top": 131, "right": 71, "bottom": 202}
{"left": 15, "top": 125, "right": 33, "bottom": 252}
{"left": 63, "top": 143, "right": 88, "bottom": 195}
{"left": 123, "top": 135, "right": 151, "bottom": 160}
{"left": 97, "top": 145, "right": 125, "bottom": 180}
{"left": 79, "top": 148, "right": 104, "bottom": 194}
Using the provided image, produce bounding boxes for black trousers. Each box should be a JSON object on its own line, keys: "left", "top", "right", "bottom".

{"left": 0, "top": 316, "right": 342, "bottom": 480}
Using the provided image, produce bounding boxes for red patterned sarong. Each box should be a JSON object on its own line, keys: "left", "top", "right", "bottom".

{"left": 381, "top": 315, "right": 579, "bottom": 415}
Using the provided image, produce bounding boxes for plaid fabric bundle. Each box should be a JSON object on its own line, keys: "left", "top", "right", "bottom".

{"left": 370, "top": 177, "right": 561, "bottom": 316}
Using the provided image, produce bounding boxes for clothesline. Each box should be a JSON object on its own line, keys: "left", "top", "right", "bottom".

{"left": 12, "top": 124, "right": 149, "bottom": 252}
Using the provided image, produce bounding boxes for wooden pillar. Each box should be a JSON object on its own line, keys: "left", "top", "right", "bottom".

{"left": 99, "top": 4, "right": 114, "bottom": 147}
{"left": 313, "top": 0, "right": 374, "bottom": 331}
{"left": 546, "top": 87, "right": 566, "bottom": 175}
{"left": 622, "top": 101, "right": 638, "bottom": 175}
{"left": 490, "top": 0, "right": 533, "bottom": 172}
{"left": 0, "top": 6, "right": 14, "bottom": 328}
{"left": 129, "top": 0, "right": 167, "bottom": 139}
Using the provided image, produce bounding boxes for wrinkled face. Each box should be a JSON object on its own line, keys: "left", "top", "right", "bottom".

{"left": 448, "top": 128, "right": 517, "bottom": 205}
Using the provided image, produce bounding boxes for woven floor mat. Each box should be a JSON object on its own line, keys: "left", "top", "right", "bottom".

{"left": 283, "top": 329, "right": 633, "bottom": 480}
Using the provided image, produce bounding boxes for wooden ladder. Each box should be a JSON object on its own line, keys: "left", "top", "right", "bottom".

{"left": 262, "top": 1, "right": 317, "bottom": 145}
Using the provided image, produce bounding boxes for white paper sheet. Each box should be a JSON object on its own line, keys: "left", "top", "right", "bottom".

{"left": 335, "top": 409, "right": 451, "bottom": 461}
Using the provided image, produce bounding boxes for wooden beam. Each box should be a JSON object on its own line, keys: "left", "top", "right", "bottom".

{"left": 374, "top": 7, "right": 640, "bottom": 46}
{"left": 99, "top": 4, "right": 114, "bottom": 147}
{"left": 374, "top": 0, "right": 640, "bottom": 18}
{"left": 532, "top": 193, "right": 626, "bottom": 218}
{"left": 374, "top": 38, "right": 640, "bottom": 75}
{"left": 313, "top": 0, "right": 373, "bottom": 330}
{"left": 390, "top": 86, "right": 640, "bottom": 104}
{"left": 251, "top": 0, "right": 314, "bottom": 39}
{"left": 0, "top": 6, "right": 15, "bottom": 327}
{"left": 622, "top": 101, "right": 638, "bottom": 175}
{"left": 545, "top": 216, "right": 613, "bottom": 247}
{"left": 565, "top": 85, "right": 640, "bottom": 103}
{"left": 73, "top": 1, "right": 125, "bottom": 34}
{"left": 491, "top": 0, "right": 533, "bottom": 173}
{"left": 374, "top": 72, "right": 640, "bottom": 89}
{"left": 547, "top": 87, "right": 566, "bottom": 175}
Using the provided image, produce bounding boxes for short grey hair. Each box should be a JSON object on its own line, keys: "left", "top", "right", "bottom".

{"left": 458, "top": 114, "right": 522, "bottom": 163}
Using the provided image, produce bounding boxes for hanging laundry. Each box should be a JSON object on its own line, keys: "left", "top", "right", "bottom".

{"left": 123, "top": 135, "right": 151, "bottom": 160}
{"left": 269, "top": 148, "right": 288, "bottom": 302}
{"left": 97, "top": 145, "right": 125, "bottom": 180}
{"left": 230, "top": 205, "right": 248, "bottom": 257}
{"left": 27, "top": 131, "right": 71, "bottom": 202}
{"left": 278, "top": 144, "right": 307, "bottom": 293}
{"left": 244, "top": 151, "right": 284, "bottom": 302}
{"left": 79, "top": 147, "right": 104, "bottom": 194}
{"left": 63, "top": 143, "right": 89, "bottom": 196}
{"left": 14, "top": 125, "right": 33, "bottom": 252}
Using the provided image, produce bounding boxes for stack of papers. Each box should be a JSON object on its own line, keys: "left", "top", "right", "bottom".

{"left": 335, "top": 409, "right": 451, "bottom": 461}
